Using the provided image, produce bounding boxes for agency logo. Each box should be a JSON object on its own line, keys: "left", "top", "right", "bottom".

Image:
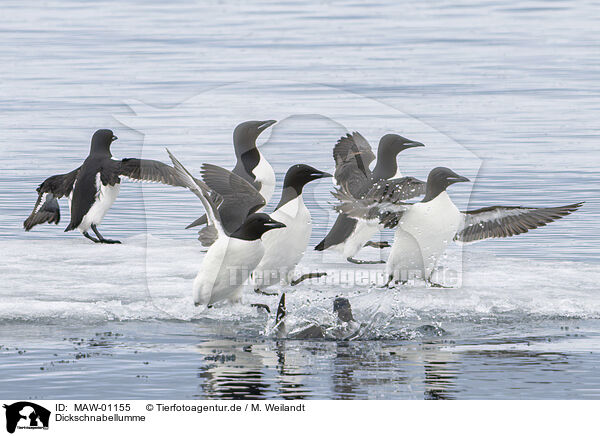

{"left": 3, "top": 402, "right": 50, "bottom": 434}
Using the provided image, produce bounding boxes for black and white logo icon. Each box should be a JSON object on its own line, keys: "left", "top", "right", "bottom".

{"left": 3, "top": 402, "right": 50, "bottom": 434}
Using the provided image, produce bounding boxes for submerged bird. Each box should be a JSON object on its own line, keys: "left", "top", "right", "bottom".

{"left": 23, "top": 129, "right": 184, "bottom": 243}
{"left": 271, "top": 294, "right": 446, "bottom": 340}
{"left": 336, "top": 167, "right": 583, "bottom": 286}
{"left": 315, "top": 132, "right": 425, "bottom": 264}
{"left": 168, "top": 150, "right": 286, "bottom": 307}
{"left": 199, "top": 163, "right": 332, "bottom": 293}
{"left": 273, "top": 293, "right": 361, "bottom": 340}
{"left": 186, "top": 120, "right": 277, "bottom": 245}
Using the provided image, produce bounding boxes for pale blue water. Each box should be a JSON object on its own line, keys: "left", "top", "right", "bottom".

{"left": 1, "top": 0, "right": 599, "bottom": 399}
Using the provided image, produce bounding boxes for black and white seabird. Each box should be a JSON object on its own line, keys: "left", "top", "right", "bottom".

{"left": 186, "top": 120, "right": 277, "bottom": 245}
{"left": 167, "top": 150, "right": 285, "bottom": 307}
{"left": 251, "top": 164, "right": 332, "bottom": 293}
{"left": 336, "top": 167, "right": 583, "bottom": 286}
{"left": 23, "top": 129, "right": 184, "bottom": 243}
{"left": 197, "top": 162, "right": 332, "bottom": 293}
{"left": 315, "top": 132, "right": 425, "bottom": 264}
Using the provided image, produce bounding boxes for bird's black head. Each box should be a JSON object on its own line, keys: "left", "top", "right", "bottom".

{"left": 90, "top": 129, "right": 118, "bottom": 156}
{"left": 422, "top": 167, "right": 470, "bottom": 202}
{"left": 233, "top": 120, "right": 277, "bottom": 154}
{"left": 333, "top": 297, "right": 355, "bottom": 323}
{"left": 275, "top": 164, "right": 332, "bottom": 210}
{"left": 378, "top": 134, "right": 425, "bottom": 156}
{"left": 372, "top": 134, "right": 425, "bottom": 180}
{"left": 231, "top": 212, "right": 286, "bottom": 240}
{"left": 283, "top": 164, "right": 332, "bottom": 192}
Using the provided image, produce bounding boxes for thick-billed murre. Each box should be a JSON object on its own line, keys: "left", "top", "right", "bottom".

{"left": 251, "top": 164, "right": 332, "bottom": 293}
{"left": 197, "top": 162, "right": 332, "bottom": 293}
{"left": 336, "top": 167, "right": 583, "bottom": 286}
{"left": 186, "top": 120, "right": 277, "bottom": 245}
{"left": 315, "top": 132, "right": 425, "bottom": 264}
{"left": 168, "top": 149, "right": 286, "bottom": 307}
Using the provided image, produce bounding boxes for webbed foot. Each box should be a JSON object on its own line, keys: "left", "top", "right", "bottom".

{"left": 364, "top": 241, "right": 390, "bottom": 249}
{"left": 290, "top": 272, "right": 327, "bottom": 286}
{"left": 347, "top": 257, "right": 385, "bottom": 265}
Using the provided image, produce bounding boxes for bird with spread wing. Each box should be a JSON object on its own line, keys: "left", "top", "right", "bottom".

{"left": 315, "top": 131, "right": 426, "bottom": 264}
{"left": 335, "top": 166, "right": 583, "bottom": 286}
{"left": 23, "top": 129, "right": 185, "bottom": 243}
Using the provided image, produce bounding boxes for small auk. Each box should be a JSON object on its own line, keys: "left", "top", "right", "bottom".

{"left": 24, "top": 129, "right": 184, "bottom": 243}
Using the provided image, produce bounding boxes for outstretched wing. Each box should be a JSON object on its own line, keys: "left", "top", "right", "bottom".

{"left": 185, "top": 212, "right": 208, "bottom": 229}
{"left": 23, "top": 193, "right": 61, "bottom": 230}
{"left": 314, "top": 213, "right": 358, "bottom": 251}
{"left": 456, "top": 202, "right": 584, "bottom": 243}
{"left": 316, "top": 133, "right": 378, "bottom": 249}
{"left": 332, "top": 186, "right": 412, "bottom": 229}
{"left": 367, "top": 176, "right": 427, "bottom": 203}
{"left": 200, "top": 163, "right": 266, "bottom": 234}
{"left": 331, "top": 176, "right": 424, "bottom": 229}
{"left": 23, "top": 167, "right": 80, "bottom": 231}
{"left": 333, "top": 132, "right": 375, "bottom": 198}
{"left": 166, "top": 149, "right": 225, "bottom": 236}
{"left": 112, "top": 158, "right": 185, "bottom": 186}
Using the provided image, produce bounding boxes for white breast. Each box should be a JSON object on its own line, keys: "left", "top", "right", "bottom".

{"left": 77, "top": 173, "right": 120, "bottom": 232}
{"left": 331, "top": 172, "right": 402, "bottom": 259}
{"left": 193, "top": 237, "right": 264, "bottom": 306}
{"left": 253, "top": 153, "right": 275, "bottom": 205}
{"left": 388, "top": 192, "right": 461, "bottom": 281}
{"left": 253, "top": 196, "right": 312, "bottom": 288}
{"left": 335, "top": 219, "right": 380, "bottom": 259}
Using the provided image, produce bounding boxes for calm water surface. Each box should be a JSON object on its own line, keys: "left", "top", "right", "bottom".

{"left": 0, "top": 0, "right": 599, "bottom": 399}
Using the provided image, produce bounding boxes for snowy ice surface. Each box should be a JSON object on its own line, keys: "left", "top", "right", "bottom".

{"left": 2, "top": 235, "right": 598, "bottom": 331}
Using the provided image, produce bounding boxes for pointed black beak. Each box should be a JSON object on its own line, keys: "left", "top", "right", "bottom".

{"left": 112, "top": 135, "right": 118, "bottom": 142}
{"left": 264, "top": 219, "right": 286, "bottom": 230}
{"left": 450, "top": 175, "right": 470, "bottom": 183}
{"left": 257, "top": 120, "right": 277, "bottom": 134}
{"left": 404, "top": 141, "right": 424, "bottom": 149}
{"left": 311, "top": 171, "right": 333, "bottom": 179}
